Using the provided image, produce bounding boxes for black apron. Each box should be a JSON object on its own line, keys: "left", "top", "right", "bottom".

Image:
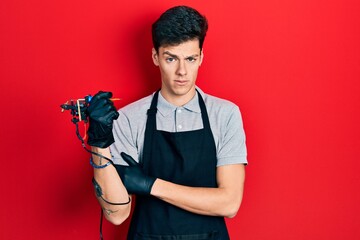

{"left": 127, "top": 90, "right": 229, "bottom": 240}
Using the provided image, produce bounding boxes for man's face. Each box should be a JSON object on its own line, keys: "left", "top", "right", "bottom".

{"left": 152, "top": 39, "right": 203, "bottom": 105}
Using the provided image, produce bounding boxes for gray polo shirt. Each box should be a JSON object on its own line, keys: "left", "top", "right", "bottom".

{"left": 110, "top": 87, "right": 247, "bottom": 166}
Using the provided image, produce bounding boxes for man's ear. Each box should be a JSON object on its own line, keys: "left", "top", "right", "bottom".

{"left": 199, "top": 49, "right": 204, "bottom": 66}
{"left": 152, "top": 48, "right": 159, "bottom": 66}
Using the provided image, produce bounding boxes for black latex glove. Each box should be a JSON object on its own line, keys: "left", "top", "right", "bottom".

{"left": 87, "top": 91, "right": 119, "bottom": 148}
{"left": 114, "top": 152, "right": 156, "bottom": 195}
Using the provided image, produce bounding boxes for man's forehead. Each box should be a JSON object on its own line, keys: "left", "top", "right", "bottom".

{"left": 159, "top": 40, "right": 201, "bottom": 56}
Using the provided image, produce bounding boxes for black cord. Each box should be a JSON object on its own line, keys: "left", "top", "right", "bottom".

{"left": 100, "top": 209, "right": 104, "bottom": 240}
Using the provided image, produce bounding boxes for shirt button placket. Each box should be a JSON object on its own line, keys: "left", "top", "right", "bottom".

{"left": 176, "top": 108, "right": 183, "bottom": 131}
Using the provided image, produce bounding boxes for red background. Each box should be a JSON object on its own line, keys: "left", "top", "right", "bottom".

{"left": 1, "top": 0, "right": 359, "bottom": 239}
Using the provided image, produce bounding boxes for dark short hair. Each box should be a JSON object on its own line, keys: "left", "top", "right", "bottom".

{"left": 152, "top": 6, "right": 208, "bottom": 52}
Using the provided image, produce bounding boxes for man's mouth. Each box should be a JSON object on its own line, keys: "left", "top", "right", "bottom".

{"left": 174, "top": 80, "right": 188, "bottom": 85}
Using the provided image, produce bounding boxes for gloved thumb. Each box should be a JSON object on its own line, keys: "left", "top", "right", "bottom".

{"left": 120, "top": 152, "right": 138, "bottom": 167}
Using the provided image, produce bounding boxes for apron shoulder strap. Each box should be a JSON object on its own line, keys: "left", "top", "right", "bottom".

{"left": 196, "top": 89, "right": 211, "bottom": 130}
{"left": 142, "top": 90, "right": 160, "bottom": 163}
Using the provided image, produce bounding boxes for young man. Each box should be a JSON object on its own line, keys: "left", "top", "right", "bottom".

{"left": 87, "top": 5, "right": 247, "bottom": 239}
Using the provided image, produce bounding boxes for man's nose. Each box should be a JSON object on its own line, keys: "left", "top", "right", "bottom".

{"left": 176, "top": 60, "right": 187, "bottom": 76}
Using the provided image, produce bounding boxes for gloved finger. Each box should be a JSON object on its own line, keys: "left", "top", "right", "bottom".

{"left": 97, "top": 98, "right": 117, "bottom": 112}
{"left": 120, "top": 152, "right": 138, "bottom": 167}
{"left": 102, "top": 111, "right": 119, "bottom": 124}
{"left": 101, "top": 101, "right": 115, "bottom": 112}
{"left": 113, "top": 111, "right": 120, "bottom": 120}
{"left": 108, "top": 110, "right": 119, "bottom": 121}
{"left": 105, "top": 102, "right": 119, "bottom": 119}
{"left": 88, "top": 98, "right": 115, "bottom": 115}
{"left": 91, "top": 91, "right": 113, "bottom": 102}
{"left": 87, "top": 98, "right": 108, "bottom": 112}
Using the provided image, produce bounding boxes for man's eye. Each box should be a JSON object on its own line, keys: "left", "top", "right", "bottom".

{"left": 166, "top": 57, "right": 175, "bottom": 62}
{"left": 187, "top": 57, "right": 196, "bottom": 62}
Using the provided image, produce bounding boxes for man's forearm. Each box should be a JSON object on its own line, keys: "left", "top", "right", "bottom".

{"left": 92, "top": 147, "right": 131, "bottom": 225}
{"left": 150, "top": 180, "right": 241, "bottom": 218}
{"left": 150, "top": 164, "right": 245, "bottom": 218}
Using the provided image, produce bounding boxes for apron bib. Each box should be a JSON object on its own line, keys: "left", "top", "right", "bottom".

{"left": 127, "top": 90, "right": 229, "bottom": 240}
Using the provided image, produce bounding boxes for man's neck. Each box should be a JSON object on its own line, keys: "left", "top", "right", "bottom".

{"left": 160, "top": 89, "right": 196, "bottom": 107}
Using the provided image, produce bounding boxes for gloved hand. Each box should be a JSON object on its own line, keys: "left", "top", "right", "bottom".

{"left": 87, "top": 91, "right": 119, "bottom": 148}
{"left": 115, "top": 152, "right": 156, "bottom": 195}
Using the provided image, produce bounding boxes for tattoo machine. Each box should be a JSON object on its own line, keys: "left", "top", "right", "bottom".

{"left": 60, "top": 94, "right": 120, "bottom": 159}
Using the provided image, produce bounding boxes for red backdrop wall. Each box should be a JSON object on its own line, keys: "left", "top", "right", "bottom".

{"left": 1, "top": 0, "right": 359, "bottom": 239}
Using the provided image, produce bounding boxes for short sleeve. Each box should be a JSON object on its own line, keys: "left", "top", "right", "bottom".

{"left": 216, "top": 105, "right": 247, "bottom": 166}
{"left": 110, "top": 109, "right": 139, "bottom": 165}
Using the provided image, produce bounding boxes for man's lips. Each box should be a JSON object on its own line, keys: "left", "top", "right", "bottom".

{"left": 174, "top": 80, "right": 188, "bottom": 85}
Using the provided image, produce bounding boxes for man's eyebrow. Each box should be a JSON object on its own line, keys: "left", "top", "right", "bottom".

{"left": 163, "top": 51, "right": 178, "bottom": 59}
{"left": 185, "top": 54, "right": 200, "bottom": 58}
{"left": 163, "top": 51, "right": 199, "bottom": 59}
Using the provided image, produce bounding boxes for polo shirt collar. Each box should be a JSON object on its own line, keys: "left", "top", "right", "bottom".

{"left": 157, "top": 88, "right": 203, "bottom": 117}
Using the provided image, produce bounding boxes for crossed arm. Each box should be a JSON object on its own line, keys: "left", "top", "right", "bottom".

{"left": 151, "top": 163, "right": 245, "bottom": 218}
{"left": 93, "top": 147, "right": 246, "bottom": 225}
